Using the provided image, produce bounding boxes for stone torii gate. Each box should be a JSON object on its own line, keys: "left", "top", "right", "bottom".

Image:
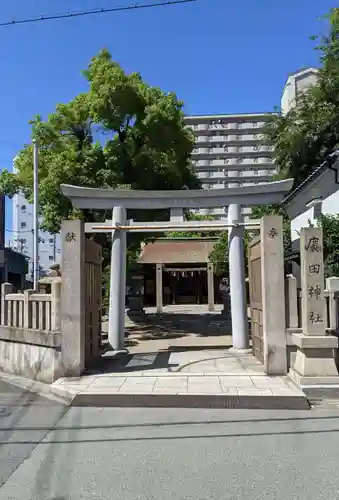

{"left": 61, "top": 179, "right": 293, "bottom": 353}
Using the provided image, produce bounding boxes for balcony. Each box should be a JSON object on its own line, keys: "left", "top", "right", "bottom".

{"left": 192, "top": 147, "right": 210, "bottom": 155}
{"left": 195, "top": 135, "right": 209, "bottom": 144}
{"left": 193, "top": 159, "right": 212, "bottom": 167}
{"left": 196, "top": 124, "right": 210, "bottom": 131}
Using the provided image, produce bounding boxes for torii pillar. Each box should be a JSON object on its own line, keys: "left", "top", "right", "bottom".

{"left": 228, "top": 204, "right": 249, "bottom": 351}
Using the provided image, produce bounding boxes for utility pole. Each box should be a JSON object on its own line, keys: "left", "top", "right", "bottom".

{"left": 33, "top": 140, "right": 39, "bottom": 290}
{"left": 53, "top": 234, "right": 56, "bottom": 263}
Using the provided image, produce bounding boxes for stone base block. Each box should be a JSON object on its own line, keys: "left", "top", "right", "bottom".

{"left": 289, "top": 368, "right": 339, "bottom": 387}
{"left": 291, "top": 334, "right": 339, "bottom": 384}
{"left": 0, "top": 339, "right": 63, "bottom": 384}
{"left": 228, "top": 347, "right": 252, "bottom": 354}
{"left": 292, "top": 333, "right": 338, "bottom": 349}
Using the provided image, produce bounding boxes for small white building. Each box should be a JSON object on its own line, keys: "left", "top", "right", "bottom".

{"left": 283, "top": 152, "right": 339, "bottom": 277}
{"left": 284, "top": 153, "right": 339, "bottom": 239}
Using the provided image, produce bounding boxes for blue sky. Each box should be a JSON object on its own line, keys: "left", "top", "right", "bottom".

{"left": 0, "top": 0, "right": 336, "bottom": 235}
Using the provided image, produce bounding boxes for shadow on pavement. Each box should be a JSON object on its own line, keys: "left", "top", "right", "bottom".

{"left": 86, "top": 350, "right": 179, "bottom": 375}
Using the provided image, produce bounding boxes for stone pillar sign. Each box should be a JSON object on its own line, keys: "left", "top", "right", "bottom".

{"left": 60, "top": 219, "right": 86, "bottom": 377}
{"left": 260, "top": 215, "right": 287, "bottom": 375}
{"left": 290, "top": 226, "right": 339, "bottom": 386}
{"left": 300, "top": 227, "right": 325, "bottom": 336}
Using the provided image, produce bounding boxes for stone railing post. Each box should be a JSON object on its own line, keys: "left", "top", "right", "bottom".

{"left": 23, "top": 290, "right": 33, "bottom": 329}
{"left": 290, "top": 227, "right": 339, "bottom": 386}
{"left": 326, "top": 277, "right": 339, "bottom": 331}
{"left": 51, "top": 280, "right": 61, "bottom": 332}
{"left": 207, "top": 262, "right": 215, "bottom": 312}
{"left": 286, "top": 274, "right": 298, "bottom": 329}
{"left": 1, "top": 283, "right": 12, "bottom": 326}
{"left": 156, "top": 263, "right": 163, "bottom": 314}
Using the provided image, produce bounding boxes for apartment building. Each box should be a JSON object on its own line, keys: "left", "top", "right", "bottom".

{"left": 281, "top": 67, "right": 318, "bottom": 114}
{"left": 11, "top": 191, "right": 60, "bottom": 281}
{"left": 184, "top": 112, "right": 276, "bottom": 219}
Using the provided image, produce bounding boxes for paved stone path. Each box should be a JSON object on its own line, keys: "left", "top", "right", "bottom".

{"left": 52, "top": 306, "right": 307, "bottom": 409}
{"left": 106, "top": 304, "right": 234, "bottom": 353}
{"left": 51, "top": 350, "right": 307, "bottom": 409}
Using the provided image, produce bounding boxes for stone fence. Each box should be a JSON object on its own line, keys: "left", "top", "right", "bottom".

{"left": 285, "top": 275, "right": 339, "bottom": 332}
{"left": 285, "top": 274, "right": 339, "bottom": 381}
{"left": 0, "top": 280, "right": 63, "bottom": 383}
{"left": 1, "top": 281, "right": 61, "bottom": 332}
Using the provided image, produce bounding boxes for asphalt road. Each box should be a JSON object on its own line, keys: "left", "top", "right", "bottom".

{"left": 1, "top": 380, "right": 339, "bottom": 499}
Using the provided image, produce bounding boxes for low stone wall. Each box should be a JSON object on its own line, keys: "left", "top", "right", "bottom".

{"left": 0, "top": 326, "right": 63, "bottom": 383}
{"left": 286, "top": 328, "right": 301, "bottom": 372}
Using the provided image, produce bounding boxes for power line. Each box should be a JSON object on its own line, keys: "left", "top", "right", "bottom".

{"left": 0, "top": 0, "right": 196, "bottom": 28}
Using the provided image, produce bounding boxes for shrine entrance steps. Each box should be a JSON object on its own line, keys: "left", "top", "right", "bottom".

{"left": 50, "top": 349, "right": 309, "bottom": 410}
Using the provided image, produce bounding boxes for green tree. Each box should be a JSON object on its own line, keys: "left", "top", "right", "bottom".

{"left": 209, "top": 204, "right": 291, "bottom": 275}
{"left": 265, "top": 7, "right": 339, "bottom": 188}
{"left": 209, "top": 231, "right": 229, "bottom": 276}
{"left": 0, "top": 49, "right": 201, "bottom": 283}
{"left": 166, "top": 213, "right": 219, "bottom": 238}
{"left": 311, "top": 214, "right": 339, "bottom": 277}
{"left": 0, "top": 49, "right": 199, "bottom": 236}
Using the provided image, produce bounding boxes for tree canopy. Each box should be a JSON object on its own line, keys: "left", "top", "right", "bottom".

{"left": 266, "top": 7, "right": 339, "bottom": 188}
{"left": 166, "top": 213, "right": 219, "bottom": 239}
{"left": 1, "top": 49, "right": 200, "bottom": 234}
{"left": 208, "top": 205, "right": 291, "bottom": 276}
{"left": 307, "top": 214, "right": 339, "bottom": 277}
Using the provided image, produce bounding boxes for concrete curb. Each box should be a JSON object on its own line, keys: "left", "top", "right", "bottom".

{"left": 71, "top": 392, "right": 310, "bottom": 410}
{"left": 0, "top": 371, "right": 311, "bottom": 410}
{"left": 0, "top": 371, "right": 73, "bottom": 405}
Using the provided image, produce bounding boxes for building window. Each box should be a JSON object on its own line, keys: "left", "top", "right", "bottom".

{"left": 49, "top": 238, "right": 54, "bottom": 244}
{"left": 253, "top": 157, "right": 258, "bottom": 163}
{"left": 20, "top": 222, "right": 26, "bottom": 228}
{"left": 21, "top": 205, "right": 26, "bottom": 211}
{"left": 49, "top": 255, "right": 54, "bottom": 261}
